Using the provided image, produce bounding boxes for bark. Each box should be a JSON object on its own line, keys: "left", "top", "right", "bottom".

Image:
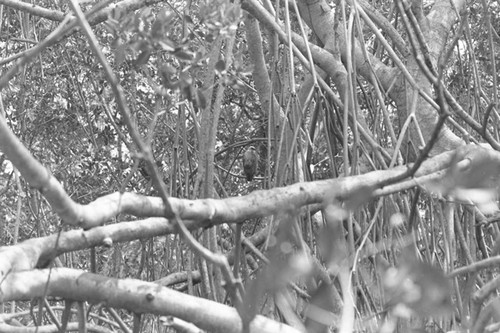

{"left": 245, "top": 12, "right": 296, "bottom": 185}
{"left": 3, "top": 146, "right": 491, "bottom": 282}
{"left": 242, "top": 0, "right": 391, "bottom": 166}
{"left": 0, "top": 268, "right": 301, "bottom": 333}
{"left": 246, "top": 0, "right": 468, "bottom": 157}
{"left": 388, "top": 0, "right": 467, "bottom": 155}
{"left": 194, "top": 36, "right": 223, "bottom": 198}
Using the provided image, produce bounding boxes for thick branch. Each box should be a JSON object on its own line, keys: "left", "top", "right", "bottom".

{"left": 0, "top": 147, "right": 479, "bottom": 281}
{"left": 0, "top": 0, "right": 163, "bottom": 23}
{"left": 0, "top": 268, "right": 300, "bottom": 333}
{"left": 0, "top": 0, "right": 64, "bottom": 20}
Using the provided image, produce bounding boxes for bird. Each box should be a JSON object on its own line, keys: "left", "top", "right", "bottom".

{"left": 243, "top": 146, "right": 258, "bottom": 181}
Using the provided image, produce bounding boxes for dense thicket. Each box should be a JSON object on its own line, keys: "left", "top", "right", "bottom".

{"left": 1, "top": 0, "right": 500, "bottom": 332}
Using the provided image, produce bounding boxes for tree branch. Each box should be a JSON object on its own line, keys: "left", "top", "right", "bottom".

{"left": 0, "top": 268, "right": 301, "bottom": 333}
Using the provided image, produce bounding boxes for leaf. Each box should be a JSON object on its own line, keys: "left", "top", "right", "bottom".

{"left": 179, "top": 71, "right": 192, "bottom": 86}
{"left": 114, "top": 43, "right": 127, "bottom": 66}
{"left": 429, "top": 146, "right": 500, "bottom": 207}
{"left": 151, "top": 20, "right": 163, "bottom": 39}
{"left": 445, "top": 145, "right": 500, "bottom": 191}
{"left": 344, "top": 184, "right": 374, "bottom": 211}
{"left": 158, "top": 40, "right": 175, "bottom": 52}
{"left": 160, "top": 64, "right": 176, "bottom": 76}
{"left": 135, "top": 50, "right": 151, "bottom": 66}
{"left": 157, "top": 8, "right": 173, "bottom": 26}
{"left": 215, "top": 59, "right": 226, "bottom": 72}
{"left": 173, "top": 49, "right": 193, "bottom": 61}
{"left": 320, "top": 204, "right": 349, "bottom": 272}
{"left": 205, "top": 33, "right": 214, "bottom": 43}
{"left": 226, "top": 4, "right": 242, "bottom": 22}
{"left": 452, "top": 188, "right": 499, "bottom": 214}
{"left": 183, "top": 14, "right": 194, "bottom": 25}
{"left": 139, "top": 7, "right": 152, "bottom": 19}
{"left": 111, "top": 36, "right": 123, "bottom": 50}
{"left": 383, "top": 253, "right": 452, "bottom": 318}
{"left": 195, "top": 89, "right": 207, "bottom": 109}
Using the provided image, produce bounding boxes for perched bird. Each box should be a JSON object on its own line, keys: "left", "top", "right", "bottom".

{"left": 243, "top": 146, "right": 258, "bottom": 181}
